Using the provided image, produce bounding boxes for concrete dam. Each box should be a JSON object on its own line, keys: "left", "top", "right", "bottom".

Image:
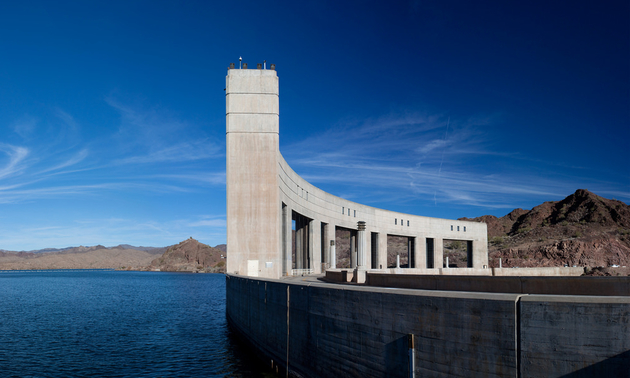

{"left": 223, "top": 65, "right": 630, "bottom": 377}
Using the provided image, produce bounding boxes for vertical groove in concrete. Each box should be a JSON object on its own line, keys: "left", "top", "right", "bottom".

{"left": 514, "top": 294, "right": 528, "bottom": 378}
{"left": 286, "top": 285, "right": 290, "bottom": 378}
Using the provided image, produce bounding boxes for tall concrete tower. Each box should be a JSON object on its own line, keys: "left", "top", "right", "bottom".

{"left": 226, "top": 66, "right": 281, "bottom": 278}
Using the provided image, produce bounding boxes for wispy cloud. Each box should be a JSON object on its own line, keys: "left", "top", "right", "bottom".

{"left": 54, "top": 108, "right": 78, "bottom": 130}
{"left": 0, "top": 100, "right": 224, "bottom": 205}
{"left": 38, "top": 148, "right": 89, "bottom": 174}
{"left": 106, "top": 97, "right": 189, "bottom": 147}
{"left": 281, "top": 113, "right": 628, "bottom": 212}
{"left": 12, "top": 115, "right": 38, "bottom": 139}
{"left": 114, "top": 141, "right": 220, "bottom": 165}
{"left": 0, "top": 144, "right": 29, "bottom": 180}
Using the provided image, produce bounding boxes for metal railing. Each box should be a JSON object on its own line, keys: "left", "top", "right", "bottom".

{"left": 291, "top": 269, "right": 314, "bottom": 276}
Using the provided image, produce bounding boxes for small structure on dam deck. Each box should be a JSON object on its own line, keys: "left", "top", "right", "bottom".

{"left": 226, "top": 64, "right": 488, "bottom": 281}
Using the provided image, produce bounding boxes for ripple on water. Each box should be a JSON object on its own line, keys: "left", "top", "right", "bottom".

{"left": 0, "top": 271, "right": 274, "bottom": 378}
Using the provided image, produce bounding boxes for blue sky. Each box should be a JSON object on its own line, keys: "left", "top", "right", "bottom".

{"left": 0, "top": 1, "right": 628, "bottom": 250}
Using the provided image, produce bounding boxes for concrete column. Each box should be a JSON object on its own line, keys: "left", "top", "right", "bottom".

{"left": 302, "top": 218, "right": 309, "bottom": 269}
{"left": 434, "top": 238, "right": 444, "bottom": 268}
{"left": 312, "top": 220, "right": 321, "bottom": 273}
{"left": 378, "top": 233, "right": 388, "bottom": 269}
{"left": 282, "top": 205, "right": 292, "bottom": 276}
{"left": 295, "top": 217, "right": 302, "bottom": 270}
{"left": 407, "top": 238, "right": 413, "bottom": 268}
{"left": 355, "top": 221, "right": 367, "bottom": 283}
{"left": 367, "top": 231, "right": 375, "bottom": 269}
{"left": 350, "top": 233, "right": 357, "bottom": 268}
{"left": 415, "top": 236, "right": 426, "bottom": 269}
{"left": 356, "top": 221, "right": 366, "bottom": 268}
{"left": 330, "top": 240, "right": 336, "bottom": 269}
{"left": 466, "top": 240, "right": 473, "bottom": 268}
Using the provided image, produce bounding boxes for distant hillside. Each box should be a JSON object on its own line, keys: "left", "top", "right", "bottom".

{"left": 460, "top": 189, "right": 630, "bottom": 273}
{"left": 0, "top": 245, "right": 162, "bottom": 270}
{"left": 149, "top": 238, "right": 226, "bottom": 273}
{"left": 113, "top": 244, "right": 168, "bottom": 254}
{"left": 0, "top": 244, "right": 166, "bottom": 255}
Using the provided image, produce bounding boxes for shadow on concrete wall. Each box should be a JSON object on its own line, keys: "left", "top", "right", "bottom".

{"left": 385, "top": 335, "right": 409, "bottom": 378}
{"left": 558, "top": 350, "right": 630, "bottom": 378}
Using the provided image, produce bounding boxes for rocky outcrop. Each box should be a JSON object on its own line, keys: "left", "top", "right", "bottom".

{"left": 150, "top": 238, "right": 226, "bottom": 273}
{"left": 462, "top": 189, "right": 630, "bottom": 273}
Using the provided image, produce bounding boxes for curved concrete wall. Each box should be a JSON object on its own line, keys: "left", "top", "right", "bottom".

{"left": 226, "top": 67, "right": 487, "bottom": 279}
{"left": 226, "top": 274, "right": 630, "bottom": 378}
{"left": 278, "top": 154, "right": 488, "bottom": 273}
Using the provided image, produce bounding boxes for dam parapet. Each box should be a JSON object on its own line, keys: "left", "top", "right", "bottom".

{"left": 226, "top": 274, "right": 629, "bottom": 377}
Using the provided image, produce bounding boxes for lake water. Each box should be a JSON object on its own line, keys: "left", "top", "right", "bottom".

{"left": 0, "top": 271, "right": 272, "bottom": 377}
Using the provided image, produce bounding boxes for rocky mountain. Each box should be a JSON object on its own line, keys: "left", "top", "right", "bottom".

{"left": 149, "top": 238, "right": 226, "bottom": 273}
{"left": 460, "top": 189, "right": 630, "bottom": 273}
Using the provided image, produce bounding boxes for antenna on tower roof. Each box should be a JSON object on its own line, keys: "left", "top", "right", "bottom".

{"left": 239, "top": 56, "right": 242, "bottom": 69}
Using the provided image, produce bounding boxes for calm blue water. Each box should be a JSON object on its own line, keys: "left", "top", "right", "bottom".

{"left": 0, "top": 271, "right": 271, "bottom": 377}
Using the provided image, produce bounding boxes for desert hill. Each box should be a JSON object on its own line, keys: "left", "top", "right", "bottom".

{"left": 149, "top": 238, "right": 226, "bottom": 273}
{"left": 460, "top": 189, "right": 630, "bottom": 272}
{"left": 0, "top": 240, "right": 225, "bottom": 272}
{"left": 0, "top": 245, "right": 163, "bottom": 270}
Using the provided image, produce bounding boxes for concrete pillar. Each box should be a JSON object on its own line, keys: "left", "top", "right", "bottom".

{"left": 302, "top": 218, "right": 309, "bottom": 269}
{"left": 295, "top": 217, "right": 302, "bottom": 270}
{"left": 355, "top": 221, "right": 367, "bottom": 283}
{"left": 378, "top": 233, "right": 388, "bottom": 269}
{"left": 466, "top": 240, "right": 473, "bottom": 268}
{"left": 282, "top": 205, "right": 292, "bottom": 276}
{"left": 350, "top": 233, "right": 357, "bottom": 268}
{"left": 357, "top": 221, "right": 366, "bottom": 268}
{"left": 368, "top": 232, "right": 376, "bottom": 269}
{"left": 416, "top": 236, "right": 426, "bottom": 269}
{"left": 434, "top": 238, "right": 444, "bottom": 268}
{"left": 407, "top": 238, "right": 413, "bottom": 268}
{"left": 322, "top": 223, "right": 331, "bottom": 269}
{"left": 330, "top": 240, "right": 336, "bottom": 269}
{"left": 312, "top": 220, "right": 321, "bottom": 273}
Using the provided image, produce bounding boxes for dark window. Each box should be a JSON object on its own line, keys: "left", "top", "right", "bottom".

{"left": 395, "top": 219, "right": 397, "bottom": 225}
{"left": 407, "top": 220, "right": 410, "bottom": 227}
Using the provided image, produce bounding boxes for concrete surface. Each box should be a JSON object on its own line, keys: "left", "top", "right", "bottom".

{"left": 226, "top": 274, "right": 630, "bottom": 377}
{"left": 366, "top": 273, "right": 630, "bottom": 296}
